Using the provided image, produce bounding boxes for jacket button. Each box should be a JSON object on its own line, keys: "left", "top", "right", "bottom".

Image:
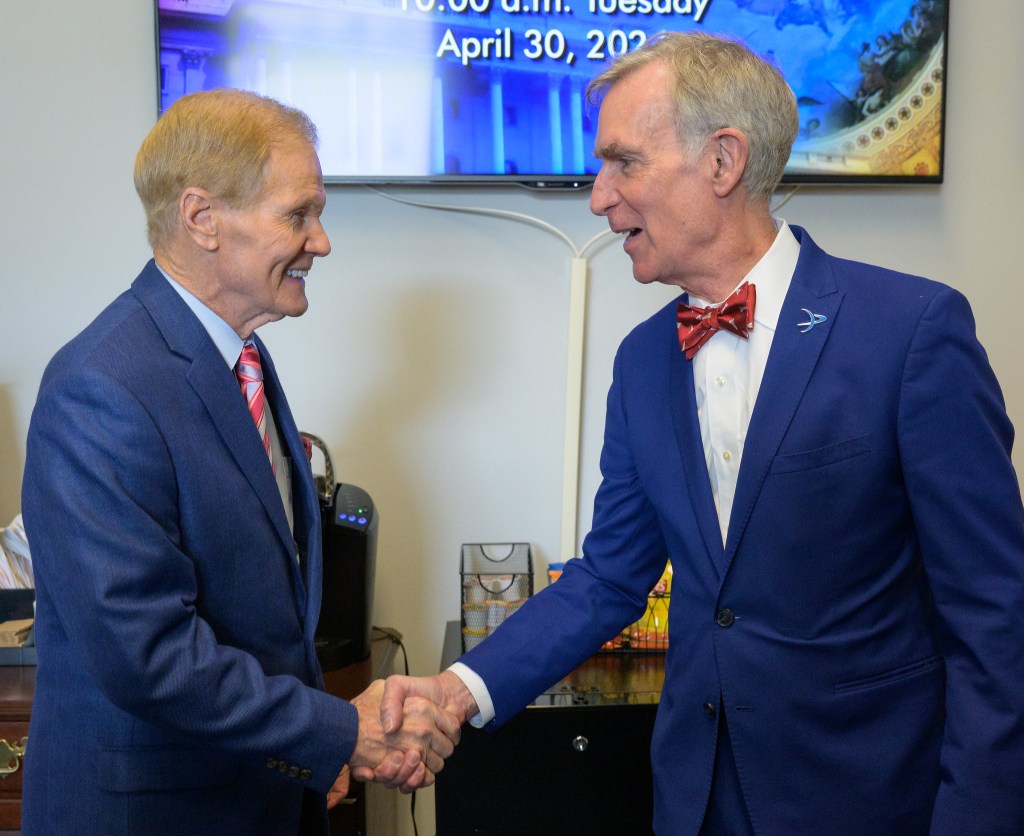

{"left": 288, "top": 766, "right": 300, "bottom": 778}
{"left": 278, "top": 761, "right": 290, "bottom": 774}
{"left": 703, "top": 701, "right": 717, "bottom": 719}
{"left": 716, "top": 608, "right": 735, "bottom": 627}
{"left": 299, "top": 769, "right": 312, "bottom": 781}
{"left": 266, "top": 758, "right": 278, "bottom": 770}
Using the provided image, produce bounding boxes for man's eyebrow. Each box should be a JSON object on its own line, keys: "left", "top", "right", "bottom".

{"left": 294, "top": 193, "right": 326, "bottom": 212}
{"left": 593, "top": 141, "right": 629, "bottom": 161}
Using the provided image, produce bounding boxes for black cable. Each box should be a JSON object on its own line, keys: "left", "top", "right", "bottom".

{"left": 372, "top": 627, "right": 418, "bottom": 836}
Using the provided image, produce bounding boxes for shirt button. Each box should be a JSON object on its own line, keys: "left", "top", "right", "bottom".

{"left": 716, "top": 376, "right": 726, "bottom": 387}
{"left": 716, "top": 608, "right": 735, "bottom": 627}
{"left": 703, "top": 701, "right": 717, "bottom": 719}
{"left": 722, "top": 450, "right": 732, "bottom": 462}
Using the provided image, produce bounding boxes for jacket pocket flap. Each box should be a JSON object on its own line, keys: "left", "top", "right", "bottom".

{"left": 771, "top": 434, "right": 871, "bottom": 475}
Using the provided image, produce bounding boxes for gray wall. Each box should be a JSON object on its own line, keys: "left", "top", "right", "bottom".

{"left": 2, "top": 3, "right": 1022, "bottom": 832}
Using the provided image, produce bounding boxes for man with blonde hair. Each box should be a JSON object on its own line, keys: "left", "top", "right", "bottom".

{"left": 22, "top": 89, "right": 459, "bottom": 835}
{"left": 380, "top": 32, "right": 1024, "bottom": 835}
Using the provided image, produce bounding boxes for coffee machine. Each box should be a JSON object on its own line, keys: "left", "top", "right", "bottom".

{"left": 302, "top": 434, "right": 378, "bottom": 672}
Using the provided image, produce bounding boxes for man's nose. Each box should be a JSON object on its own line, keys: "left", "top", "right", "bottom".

{"left": 308, "top": 219, "right": 331, "bottom": 257}
{"left": 589, "top": 165, "right": 614, "bottom": 217}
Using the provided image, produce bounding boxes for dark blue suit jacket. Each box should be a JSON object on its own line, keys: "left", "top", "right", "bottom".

{"left": 21, "top": 262, "right": 354, "bottom": 835}
{"left": 460, "top": 228, "right": 1024, "bottom": 835}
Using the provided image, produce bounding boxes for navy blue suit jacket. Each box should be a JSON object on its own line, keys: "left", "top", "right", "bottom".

{"left": 460, "top": 227, "right": 1024, "bottom": 835}
{"left": 21, "top": 262, "right": 354, "bottom": 835}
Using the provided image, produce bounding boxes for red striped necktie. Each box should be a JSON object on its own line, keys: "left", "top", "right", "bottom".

{"left": 235, "top": 342, "right": 273, "bottom": 471}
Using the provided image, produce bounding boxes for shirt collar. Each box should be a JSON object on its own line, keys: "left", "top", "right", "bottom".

{"left": 154, "top": 261, "right": 247, "bottom": 368}
{"left": 746, "top": 219, "right": 800, "bottom": 335}
{"left": 688, "top": 218, "right": 799, "bottom": 335}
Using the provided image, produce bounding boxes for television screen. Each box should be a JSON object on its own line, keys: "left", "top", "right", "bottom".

{"left": 155, "top": 0, "right": 948, "bottom": 186}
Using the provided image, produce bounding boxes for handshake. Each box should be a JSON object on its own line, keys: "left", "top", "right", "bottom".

{"left": 328, "top": 671, "right": 479, "bottom": 808}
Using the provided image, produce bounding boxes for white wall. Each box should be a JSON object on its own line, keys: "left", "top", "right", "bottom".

{"left": 2, "top": 2, "right": 1022, "bottom": 833}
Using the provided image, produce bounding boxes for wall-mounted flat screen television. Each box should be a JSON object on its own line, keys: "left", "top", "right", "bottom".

{"left": 154, "top": 0, "right": 948, "bottom": 187}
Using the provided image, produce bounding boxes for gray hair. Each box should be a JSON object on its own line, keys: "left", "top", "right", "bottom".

{"left": 588, "top": 31, "right": 798, "bottom": 201}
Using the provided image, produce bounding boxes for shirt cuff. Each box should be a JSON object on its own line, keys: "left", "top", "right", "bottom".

{"left": 447, "top": 661, "right": 495, "bottom": 728}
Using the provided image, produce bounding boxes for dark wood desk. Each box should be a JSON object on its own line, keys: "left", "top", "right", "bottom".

{"left": 0, "top": 666, "right": 32, "bottom": 831}
{"left": 0, "top": 630, "right": 401, "bottom": 834}
{"left": 434, "top": 621, "right": 664, "bottom": 836}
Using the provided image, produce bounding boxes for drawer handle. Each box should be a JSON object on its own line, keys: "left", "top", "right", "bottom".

{"left": 0, "top": 737, "right": 26, "bottom": 778}
{"left": 571, "top": 735, "right": 589, "bottom": 753}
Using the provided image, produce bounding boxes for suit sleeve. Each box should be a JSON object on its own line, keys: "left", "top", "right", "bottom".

{"left": 22, "top": 362, "right": 354, "bottom": 795}
{"left": 896, "top": 287, "right": 1024, "bottom": 833}
{"left": 458, "top": 345, "right": 671, "bottom": 726}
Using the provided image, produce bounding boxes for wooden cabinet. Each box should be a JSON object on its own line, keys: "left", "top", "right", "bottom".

{"left": 0, "top": 666, "right": 32, "bottom": 831}
{"left": 434, "top": 622, "right": 664, "bottom": 836}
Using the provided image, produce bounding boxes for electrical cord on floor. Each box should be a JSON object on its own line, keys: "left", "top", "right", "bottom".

{"left": 371, "top": 626, "right": 419, "bottom": 836}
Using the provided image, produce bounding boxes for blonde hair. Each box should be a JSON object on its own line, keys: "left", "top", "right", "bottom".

{"left": 134, "top": 89, "right": 318, "bottom": 249}
{"left": 588, "top": 32, "right": 798, "bottom": 201}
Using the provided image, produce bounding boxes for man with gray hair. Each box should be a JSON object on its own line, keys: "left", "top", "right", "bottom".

{"left": 379, "top": 32, "right": 1024, "bottom": 835}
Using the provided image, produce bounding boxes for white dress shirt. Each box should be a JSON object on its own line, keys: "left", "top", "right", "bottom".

{"left": 458, "top": 221, "right": 801, "bottom": 725}
{"left": 687, "top": 220, "right": 799, "bottom": 544}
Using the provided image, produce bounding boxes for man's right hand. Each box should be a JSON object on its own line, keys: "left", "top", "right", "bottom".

{"left": 352, "top": 670, "right": 480, "bottom": 788}
{"left": 379, "top": 670, "right": 480, "bottom": 733}
{"left": 345, "top": 678, "right": 463, "bottom": 794}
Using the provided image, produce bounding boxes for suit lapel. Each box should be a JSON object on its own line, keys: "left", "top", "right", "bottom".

{"left": 724, "top": 228, "right": 844, "bottom": 563}
{"left": 130, "top": 263, "right": 303, "bottom": 568}
{"left": 256, "top": 336, "right": 322, "bottom": 632}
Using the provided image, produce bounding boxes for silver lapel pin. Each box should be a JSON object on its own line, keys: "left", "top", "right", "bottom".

{"left": 797, "top": 308, "right": 827, "bottom": 333}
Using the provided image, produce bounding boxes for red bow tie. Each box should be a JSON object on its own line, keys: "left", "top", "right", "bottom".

{"left": 676, "top": 282, "right": 756, "bottom": 360}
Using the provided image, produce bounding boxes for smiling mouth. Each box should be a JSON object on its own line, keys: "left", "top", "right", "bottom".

{"left": 285, "top": 269, "right": 308, "bottom": 279}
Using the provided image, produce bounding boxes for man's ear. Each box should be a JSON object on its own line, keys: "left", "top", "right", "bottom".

{"left": 709, "top": 128, "right": 749, "bottom": 198}
{"left": 180, "top": 188, "right": 220, "bottom": 252}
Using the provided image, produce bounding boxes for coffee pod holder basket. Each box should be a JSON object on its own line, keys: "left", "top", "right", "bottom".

{"left": 460, "top": 543, "right": 533, "bottom": 652}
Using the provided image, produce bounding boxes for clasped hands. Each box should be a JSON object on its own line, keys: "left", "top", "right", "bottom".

{"left": 328, "top": 671, "right": 479, "bottom": 808}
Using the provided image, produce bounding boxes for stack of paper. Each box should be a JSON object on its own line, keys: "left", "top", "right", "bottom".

{"left": 0, "top": 619, "right": 33, "bottom": 648}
